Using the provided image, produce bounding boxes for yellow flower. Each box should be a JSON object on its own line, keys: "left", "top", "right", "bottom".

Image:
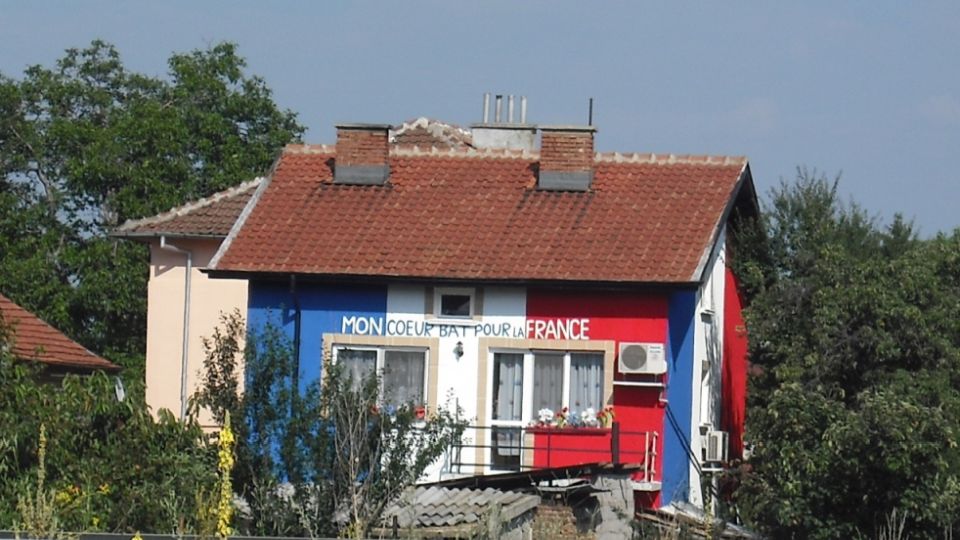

{"left": 97, "top": 483, "right": 111, "bottom": 495}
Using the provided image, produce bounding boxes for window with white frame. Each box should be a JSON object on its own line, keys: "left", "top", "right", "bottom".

{"left": 489, "top": 350, "right": 604, "bottom": 470}
{"left": 435, "top": 287, "right": 475, "bottom": 319}
{"left": 334, "top": 346, "right": 428, "bottom": 407}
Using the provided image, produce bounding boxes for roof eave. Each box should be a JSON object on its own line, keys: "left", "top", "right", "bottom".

{"left": 110, "top": 231, "right": 228, "bottom": 241}
{"left": 690, "top": 161, "right": 755, "bottom": 283}
{"left": 203, "top": 268, "right": 701, "bottom": 291}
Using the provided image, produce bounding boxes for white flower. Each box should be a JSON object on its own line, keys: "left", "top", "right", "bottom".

{"left": 538, "top": 408, "right": 554, "bottom": 424}
{"left": 580, "top": 407, "right": 598, "bottom": 427}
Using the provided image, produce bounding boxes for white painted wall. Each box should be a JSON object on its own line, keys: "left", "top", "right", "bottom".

{"left": 687, "top": 227, "right": 727, "bottom": 507}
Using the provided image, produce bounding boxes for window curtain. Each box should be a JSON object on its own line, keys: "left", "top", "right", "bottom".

{"left": 569, "top": 353, "right": 603, "bottom": 412}
{"left": 533, "top": 353, "right": 563, "bottom": 414}
{"left": 383, "top": 350, "right": 425, "bottom": 406}
{"left": 493, "top": 353, "right": 523, "bottom": 421}
{"left": 338, "top": 348, "right": 376, "bottom": 389}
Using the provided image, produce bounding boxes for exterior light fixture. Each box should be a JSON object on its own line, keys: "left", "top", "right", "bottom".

{"left": 454, "top": 341, "right": 464, "bottom": 359}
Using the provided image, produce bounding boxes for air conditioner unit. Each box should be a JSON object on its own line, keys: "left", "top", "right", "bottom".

{"left": 618, "top": 342, "right": 666, "bottom": 375}
{"left": 704, "top": 430, "right": 729, "bottom": 463}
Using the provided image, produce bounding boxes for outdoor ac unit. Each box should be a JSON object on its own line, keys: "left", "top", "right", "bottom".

{"left": 704, "top": 430, "right": 729, "bottom": 463}
{"left": 618, "top": 343, "right": 666, "bottom": 375}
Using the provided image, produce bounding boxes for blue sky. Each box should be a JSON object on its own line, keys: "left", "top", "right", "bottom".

{"left": 2, "top": 2, "right": 958, "bottom": 234}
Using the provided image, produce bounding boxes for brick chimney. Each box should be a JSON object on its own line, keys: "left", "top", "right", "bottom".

{"left": 334, "top": 123, "right": 391, "bottom": 185}
{"left": 538, "top": 125, "right": 596, "bottom": 191}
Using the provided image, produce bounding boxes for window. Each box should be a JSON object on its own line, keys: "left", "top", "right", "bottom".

{"left": 334, "top": 346, "right": 428, "bottom": 407}
{"left": 489, "top": 350, "right": 605, "bottom": 470}
{"left": 435, "top": 287, "right": 475, "bottom": 319}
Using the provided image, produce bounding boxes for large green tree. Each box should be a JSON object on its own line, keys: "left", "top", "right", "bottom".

{"left": 0, "top": 40, "right": 303, "bottom": 371}
{"left": 735, "top": 170, "right": 960, "bottom": 538}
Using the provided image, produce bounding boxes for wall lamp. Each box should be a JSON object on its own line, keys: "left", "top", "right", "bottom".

{"left": 454, "top": 341, "right": 464, "bottom": 359}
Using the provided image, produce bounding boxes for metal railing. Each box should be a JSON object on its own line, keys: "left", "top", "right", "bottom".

{"left": 445, "top": 422, "right": 659, "bottom": 484}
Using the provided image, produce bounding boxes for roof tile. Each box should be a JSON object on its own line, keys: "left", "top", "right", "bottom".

{"left": 213, "top": 146, "right": 748, "bottom": 283}
{"left": 0, "top": 293, "right": 119, "bottom": 371}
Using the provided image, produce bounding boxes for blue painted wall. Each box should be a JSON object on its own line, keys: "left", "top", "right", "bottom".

{"left": 661, "top": 290, "right": 697, "bottom": 505}
{"left": 247, "top": 281, "right": 388, "bottom": 392}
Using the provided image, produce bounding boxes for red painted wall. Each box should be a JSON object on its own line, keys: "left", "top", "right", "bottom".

{"left": 721, "top": 267, "right": 748, "bottom": 459}
{"left": 527, "top": 289, "right": 669, "bottom": 505}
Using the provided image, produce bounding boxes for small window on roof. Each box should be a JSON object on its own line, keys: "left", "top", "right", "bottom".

{"left": 436, "top": 288, "right": 474, "bottom": 319}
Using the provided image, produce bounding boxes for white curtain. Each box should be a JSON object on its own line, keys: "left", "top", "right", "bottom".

{"left": 533, "top": 353, "right": 563, "bottom": 413}
{"left": 569, "top": 353, "right": 603, "bottom": 413}
{"left": 383, "top": 350, "right": 425, "bottom": 406}
{"left": 338, "top": 348, "right": 376, "bottom": 389}
{"left": 493, "top": 353, "right": 523, "bottom": 421}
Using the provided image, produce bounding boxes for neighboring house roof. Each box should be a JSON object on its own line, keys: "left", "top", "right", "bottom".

{"left": 210, "top": 144, "right": 753, "bottom": 284}
{"left": 390, "top": 117, "right": 474, "bottom": 149}
{"left": 113, "top": 178, "right": 263, "bottom": 239}
{"left": 0, "top": 292, "right": 120, "bottom": 372}
{"left": 383, "top": 486, "right": 540, "bottom": 530}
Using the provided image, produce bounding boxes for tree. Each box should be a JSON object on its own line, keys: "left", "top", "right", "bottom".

{"left": 193, "top": 311, "right": 467, "bottom": 538}
{"left": 734, "top": 169, "right": 960, "bottom": 538}
{"left": 0, "top": 41, "right": 303, "bottom": 373}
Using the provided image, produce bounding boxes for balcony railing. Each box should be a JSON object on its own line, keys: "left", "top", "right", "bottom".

{"left": 445, "top": 422, "right": 659, "bottom": 485}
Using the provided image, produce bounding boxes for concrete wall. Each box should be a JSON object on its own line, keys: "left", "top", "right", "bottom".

{"left": 144, "top": 238, "right": 248, "bottom": 428}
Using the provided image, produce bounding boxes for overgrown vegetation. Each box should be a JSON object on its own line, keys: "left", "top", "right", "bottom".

{"left": 193, "top": 310, "right": 468, "bottom": 538}
{"left": 0, "top": 336, "right": 217, "bottom": 533}
{"left": 733, "top": 169, "right": 960, "bottom": 538}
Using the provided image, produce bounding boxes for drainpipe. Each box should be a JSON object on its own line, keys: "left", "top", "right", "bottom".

{"left": 289, "top": 274, "right": 301, "bottom": 398}
{"left": 159, "top": 236, "right": 192, "bottom": 421}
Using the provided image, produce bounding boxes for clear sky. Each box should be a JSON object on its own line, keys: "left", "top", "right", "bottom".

{"left": 2, "top": 2, "right": 958, "bottom": 234}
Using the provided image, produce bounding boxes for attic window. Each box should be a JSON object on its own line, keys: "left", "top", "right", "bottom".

{"left": 436, "top": 288, "right": 474, "bottom": 319}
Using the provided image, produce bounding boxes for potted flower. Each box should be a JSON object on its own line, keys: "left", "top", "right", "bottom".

{"left": 598, "top": 406, "right": 616, "bottom": 428}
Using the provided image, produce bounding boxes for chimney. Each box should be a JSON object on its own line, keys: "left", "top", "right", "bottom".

{"left": 334, "top": 123, "right": 391, "bottom": 185}
{"left": 538, "top": 125, "right": 596, "bottom": 191}
{"left": 472, "top": 93, "right": 537, "bottom": 151}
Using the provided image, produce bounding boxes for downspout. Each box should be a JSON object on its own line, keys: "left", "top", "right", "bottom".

{"left": 289, "top": 275, "right": 301, "bottom": 397}
{"left": 159, "top": 236, "right": 192, "bottom": 421}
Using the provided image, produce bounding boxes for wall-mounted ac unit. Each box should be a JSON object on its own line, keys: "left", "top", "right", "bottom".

{"left": 618, "top": 342, "right": 666, "bottom": 375}
{"left": 704, "top": 430, "right": 729, "bottom": 463}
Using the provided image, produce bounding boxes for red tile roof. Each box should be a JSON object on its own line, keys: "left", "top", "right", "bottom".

{"left": 114, "top": 179, "right": 262, "bottom": 239}
{"left": 211, "top": 144, "right": 751, "bottom": 284}
{"left": 0, "top": 293, "right": 120, "bottom": 371}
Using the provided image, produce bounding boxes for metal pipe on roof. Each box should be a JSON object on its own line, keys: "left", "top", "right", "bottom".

{"left": 495, "top": 94, "right": 503, "bottom": 123}
{"left": 482, "top": 93, "right": 490, "bottom": 123}
{"left": 508, "top": 95, "right": 515, "bottom": 123}
{"left": 159, "top": 235, "right": 192, "bottom": 421}
{"left": 520, "top": 96, "right": 527, "bottom": 124}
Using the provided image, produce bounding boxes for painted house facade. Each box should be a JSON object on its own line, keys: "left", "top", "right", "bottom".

{"left": 199, "top": 115, "right": 756, "bottom": 511}
{"left": 114, "top": 181, "right": 260, "bottom": 426}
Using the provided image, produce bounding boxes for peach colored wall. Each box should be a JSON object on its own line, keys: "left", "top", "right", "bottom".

{"left": 145, "top": 238, "right": 247, "bottom": 429}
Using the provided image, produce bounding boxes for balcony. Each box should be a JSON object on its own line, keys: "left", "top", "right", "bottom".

{"left": 445, "top": 422, "right": 660, "bottom": 488}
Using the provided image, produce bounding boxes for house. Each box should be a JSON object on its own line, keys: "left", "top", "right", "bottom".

{"left": 0, "top": 292, "right": 120, "bottom": 379}
{"left": 112, "top": 180, "right": 259, "bottom": 425}
{"left": 112, "top": 118, "right": 473, "bottom": 425}
{"left": 119, "top": 105, "right": 756, "bottom": 512}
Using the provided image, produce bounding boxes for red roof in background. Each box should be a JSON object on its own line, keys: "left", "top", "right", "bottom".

{"left": 212, "top": 145, "right": 750, "bottom": 284}
{"left": 114, "top": 179, "right": 262, "bottom": 239}
{"left": 0, "top": 292, "right": 119, "bottom": 372}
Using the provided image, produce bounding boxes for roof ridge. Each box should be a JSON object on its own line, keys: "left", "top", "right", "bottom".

{"left": 391, "top": 145, "right": 534, "bottom": 159}
{"left": 595, "top": 152, "right": 747, "bottom": 166}
{"left": 115, "top": 178, "right": 263, "bottom": 233}
{"left": 284, "top": 143, "right": 335, "bottom": 154}
{"left": 390, "top": 117, "right": 473, "bottom": 146}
